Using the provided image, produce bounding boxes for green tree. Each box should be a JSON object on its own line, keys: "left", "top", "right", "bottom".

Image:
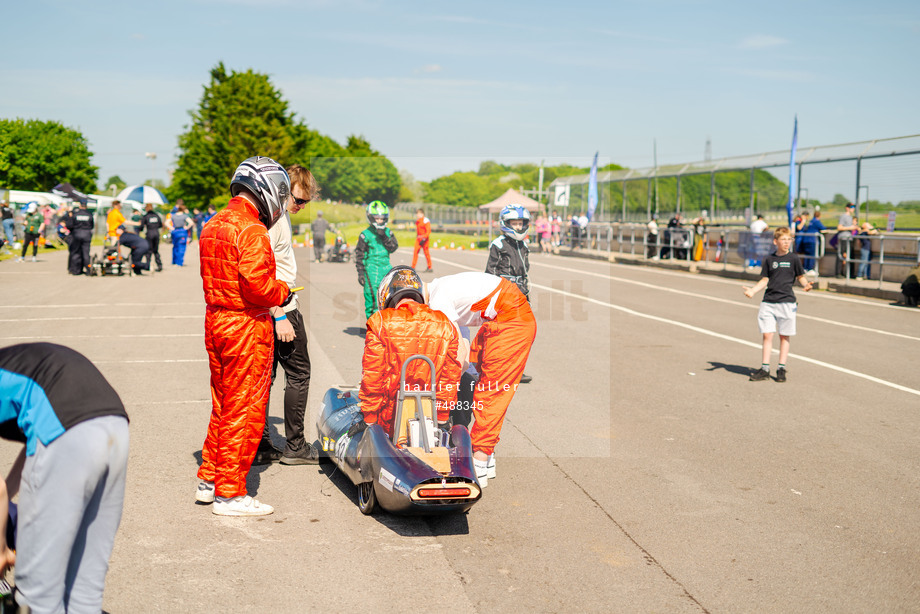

{"left": 832, "top": 193, "right": 850, "bottom": 208}
{"left": 0, "top": 118, "right": 98, "bottom": 192}
{"left": 172, "top": 63, "right": 401, "bottom": 208}
{"left": 101, "top": 175, "right": 127, "bottom": 195}
{"left": 423, "top": 171, "right": 503, "bottom": 207}
{"left": 171, "top": 63, "right": 298, "bottom": 209}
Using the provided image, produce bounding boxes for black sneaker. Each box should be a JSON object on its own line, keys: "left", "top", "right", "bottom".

{"left": 775, "top": 368, "right": 787, "bottom": 383}
{"left": 252, "top": 443, "right": 283, "bottom": 465}
{"left": 749, "top": 369, "right": 770, "bottom": 382}
{"left": 279, "top": 443, "right": 320, "bottom": 465}
{"left": 519, "top": 373, "right": 533, "bottom": 384}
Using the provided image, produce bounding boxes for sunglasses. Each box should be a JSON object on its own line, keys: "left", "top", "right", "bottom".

{"left": 293, "top": 197, "right": 310, "bottom": 206}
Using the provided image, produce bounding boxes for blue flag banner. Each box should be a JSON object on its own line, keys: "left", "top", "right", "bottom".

{"left": 587, "top": 151, "right": 599, "bottom": 221}
{"left": 787, "top": 116, "right": 798, "bottom": 228}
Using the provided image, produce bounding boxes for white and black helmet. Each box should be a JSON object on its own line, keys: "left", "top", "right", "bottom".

{"left": 499, "top": 204, "right": 530, "bottom": 241}
{"left": 229, "top": 156, "right": 291, "bottom": 230}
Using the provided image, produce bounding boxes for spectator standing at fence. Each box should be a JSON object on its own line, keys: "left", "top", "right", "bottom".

{"left": 646, "top": 214, "right": 659, "bottom": 259}
{"left": 662, "top": 212, "right": 684, "bottom": 259}
{"left": 41, "top": 204, "right": 54, "bottom": 242}
{"left": 743, "top": 227, "right": 813, "bottom": 383}
{"left": 856, "top": 222, "right": 879, "bottom": 280}
{"left": 747, "top": 214, "right": 768, "bottom": 268}
{"left": 801, "top": 211, "right": 825, "bottom": 273}
{"left": 835, "top": 203, "right": 859, "bottom": 277}
{"left": 550, "top": 210, "right": 562, "bottom": 249}
{"left": 577, "top": 213, "right": 589, "bottom": 248}
{"left": 794, "top": 211, "right": 809, "bottom": 253}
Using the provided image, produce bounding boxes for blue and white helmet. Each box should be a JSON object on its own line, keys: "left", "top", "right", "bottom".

{"left": 229, "top": 156, "right": 291, "bottom": 230}
{"left": 26, "top": 201, "right": 38, "bottom": 214}
{"left": 499, "top": 204, "right": 530, "bottom": 241}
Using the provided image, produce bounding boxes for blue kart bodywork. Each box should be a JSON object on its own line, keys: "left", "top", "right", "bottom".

{"left": 317, "top": 385, "right": 482, "bottom": 515}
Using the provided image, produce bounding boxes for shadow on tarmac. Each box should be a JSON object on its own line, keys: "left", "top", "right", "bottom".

{"left": 705, "top": 361, "right": 753, "bottom": 377}
{"left": 317, "top": 462, "right": 471, "bottom": 537}
{"left": 342, "top": 327, "right": 366, "bottom": 337}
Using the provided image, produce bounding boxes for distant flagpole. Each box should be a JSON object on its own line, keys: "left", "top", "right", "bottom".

{"left": 787, "top": 116, "right": 798, "bottom": 228}
{"left": 587, "top": 151, "right": 599, "bottom": 221}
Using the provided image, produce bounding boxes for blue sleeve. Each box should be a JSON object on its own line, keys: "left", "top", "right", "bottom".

{"left": 0, "top": 369, "right": 65, "bottom": 455}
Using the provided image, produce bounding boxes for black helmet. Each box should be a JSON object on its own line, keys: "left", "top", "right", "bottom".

{"left": 377, "top": 265, "right": 425, "bottom": 310}
{"left": 229, "top": 156, "right": 291, "bottom": 230}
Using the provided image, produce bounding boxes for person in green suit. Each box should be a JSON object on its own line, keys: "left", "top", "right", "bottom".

{"left": 355, "top": 201, "right": 398, "bottom": 320}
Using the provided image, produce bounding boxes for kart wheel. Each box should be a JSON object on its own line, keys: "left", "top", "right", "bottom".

{"left": 357, "top": 482, "right": 376, "bottom": 515}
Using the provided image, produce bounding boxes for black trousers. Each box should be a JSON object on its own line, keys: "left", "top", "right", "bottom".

{"left": 129, "top": 246, "right": 149, "bottom": 272}
{"left": 145, "top": 234, "right": 162, "bottom": 269}
{"left": 262, "top": 308, "right": 311, "bottom": 453}
{"left": 21, "top": 232, "right": 40, "bottom": 258}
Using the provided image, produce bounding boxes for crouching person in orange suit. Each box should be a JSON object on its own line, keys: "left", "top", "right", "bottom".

{"left": 350, "top": 266, "right": 461, "bottom": 440}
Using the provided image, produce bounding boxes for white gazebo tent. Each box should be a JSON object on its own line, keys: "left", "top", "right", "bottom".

{"left": 478, "top": 188, "right": 542, "bottom": 241}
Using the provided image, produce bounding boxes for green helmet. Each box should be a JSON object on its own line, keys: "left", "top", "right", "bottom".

{"left": 366, "top": 200, "right": 389, "bottom": 230}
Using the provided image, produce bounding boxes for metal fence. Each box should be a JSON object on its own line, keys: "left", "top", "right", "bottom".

{"left": 546, "top": 135, "right": 920, "bottom": 225}
{"left": 544, "top": 223, "right": 920, "bottom": 286}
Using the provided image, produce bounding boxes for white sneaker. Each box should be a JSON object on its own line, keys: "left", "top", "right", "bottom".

{"left": 15, "top": 257, "right": 23, "bottom": 263}
{"left": 196, "top": 480, "right": 215, "bottom": 504}
{"left": 212, "top": 495, "right": 274, "bottom": 516}
{"left": 31, "top": 256, "right": 36, "bottom": 262}
{"left": 487, "top": 454, "right": 496, "bottom": 479}
{"left": 474, "top": 459, "right": 489, "bottom": 488}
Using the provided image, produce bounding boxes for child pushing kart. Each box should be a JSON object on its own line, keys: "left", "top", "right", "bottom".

{"left": 355, "top": 201, "right": 398, "bottom": 320}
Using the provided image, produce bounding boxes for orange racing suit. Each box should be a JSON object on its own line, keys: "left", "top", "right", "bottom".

{"left": 412, "top": 215, "right": 432, "bottom": 270}
{"left": 197, "top": 197, "right": 290, "bottom": 498}
{"left": 427, "top": 272, "right": 536, "bottom": 456}
{"left": 360, "top": 301, "right": 461, "bottom": 437}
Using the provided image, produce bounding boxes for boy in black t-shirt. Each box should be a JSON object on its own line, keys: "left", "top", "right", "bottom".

{"left": 742, "top": 227, "right": 813, "bottom": 382}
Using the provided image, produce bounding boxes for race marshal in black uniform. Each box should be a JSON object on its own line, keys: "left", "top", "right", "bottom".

{"left": 138, "top": 203, "right": 164, "bottom": 272}
{"left": 116, "top": 225, "right": 150, "bottom": 275}
{"left": 65, "top": 201, "right": 94, "bottom": 275}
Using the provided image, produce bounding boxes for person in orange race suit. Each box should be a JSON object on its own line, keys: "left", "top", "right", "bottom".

{"left": 195, "top": 156, "right": 293, "bottom": 517}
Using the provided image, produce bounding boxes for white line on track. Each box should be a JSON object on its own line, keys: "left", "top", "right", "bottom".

{"left": 529, "top": 260, "right": 920, "bottom": 342}
{"left": 0, "top": 315, "right": 201, "bottom": 323}
{"left": 431, "top": 254, "right": 920, "bottom": 398}
{"left": 0, "top": 334, "right": 203, "bottom": 341}
{"left": 531, "top": 256, "right": 915, "bottom": 310}
{"left": 94, "top": 359, "right": 207, "bottom": 364}
{"left": 0, "top": 302, "right": 201, "bottom": 309}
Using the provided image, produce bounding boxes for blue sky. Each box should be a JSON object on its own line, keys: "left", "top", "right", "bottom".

{"left": 2, "top": 0, "right": 919, "bottom": 194}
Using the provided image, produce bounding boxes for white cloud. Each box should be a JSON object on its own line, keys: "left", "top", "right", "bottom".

{"left": 739, "top": 34, "right": 789, "bottom": 49}
{"left": 415, "top": 64, "right": 442, "bottom": 74}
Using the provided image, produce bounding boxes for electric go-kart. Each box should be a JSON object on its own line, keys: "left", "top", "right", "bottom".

{"left": 317, "top": 355, "right": 482, "bottom": 515}
{"left": 325, "top": 235, "right": 350, "bottom": 262}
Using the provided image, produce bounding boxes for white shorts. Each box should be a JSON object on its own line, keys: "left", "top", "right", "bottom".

{"left": 757, "top": 302, "right": 797, "bottom": 336}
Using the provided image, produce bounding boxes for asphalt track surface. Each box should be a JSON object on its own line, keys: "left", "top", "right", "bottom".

{"left": 1, "top": 243, "right": 918, "bottom": 613}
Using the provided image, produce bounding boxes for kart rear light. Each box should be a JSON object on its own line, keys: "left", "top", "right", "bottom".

{"left": 417, "top": 487, "right": 471, "bottom": 499}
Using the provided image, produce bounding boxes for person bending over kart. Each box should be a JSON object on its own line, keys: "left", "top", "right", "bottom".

{"left": 355, "top": 201, "right": 398, "bottom": 320}
{"left": 350, "top": 266, "right": 461, "bottom": 439}
{"left": 115, "top": 224, "right": 150, "bottom": 275}
{"left": 196, "top": 156, "right": 293, "bottom": 517}
{"left": 428, "top": 272, "right": 536, "bottom": 487}
{"left": 0, "top": 343, "right": 130, "bottom": 613}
